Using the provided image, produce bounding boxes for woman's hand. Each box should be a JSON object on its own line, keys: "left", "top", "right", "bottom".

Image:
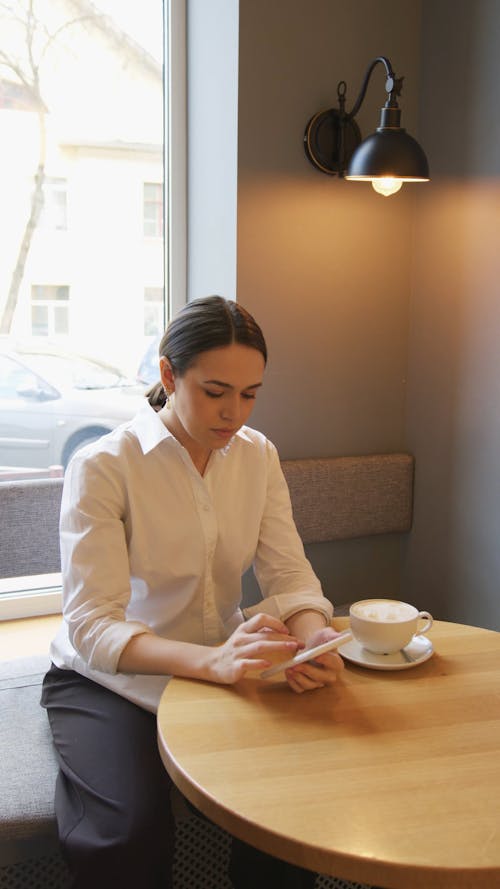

{"left": 284, "top": 625, "right": 344, "bottom": 694}
{"left": 208, "top": 613, "right": 303, "bottom": 685}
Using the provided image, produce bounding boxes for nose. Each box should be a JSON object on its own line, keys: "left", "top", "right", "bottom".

{"left": 220, "top": 394, "right": 239, "bottom": 423}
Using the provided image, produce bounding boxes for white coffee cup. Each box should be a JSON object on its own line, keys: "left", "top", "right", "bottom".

{"left": 349, "top": 599, "right": 433, "bottom": 654}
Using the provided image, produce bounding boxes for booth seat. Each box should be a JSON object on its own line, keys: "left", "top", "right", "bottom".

{"left": 0, "top": 454, "right": 414, "bottom": 889}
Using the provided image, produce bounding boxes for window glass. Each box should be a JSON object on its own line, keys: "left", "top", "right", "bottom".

{"left": 40, "top": 178, "right": 68, "bottom": 230}
{"left": 0, "top": 355, "right": 39, "bottom": 399}
{"left": 0, "top": 0, "right": 165, "bottom": 480}
{"left": 144, "top": 182, "right": 164, "bottom": 238}
{"left": 31, "top": 285, "right": 70, "bottom": 336}
{"left": 144, "top": 286, "right": 164, "bottom": 336}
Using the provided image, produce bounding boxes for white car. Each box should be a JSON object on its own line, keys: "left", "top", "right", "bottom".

{"left": 0, "top": 344, "right": 147, "bottom": 470}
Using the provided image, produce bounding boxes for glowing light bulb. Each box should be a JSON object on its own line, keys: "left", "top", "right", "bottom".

{"left": 371, "top": 178, "right": 403, "bottom": 197}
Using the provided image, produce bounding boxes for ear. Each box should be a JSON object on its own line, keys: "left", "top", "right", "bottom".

{"left": 159, "top": 357, "right": 176, "bottom": 393}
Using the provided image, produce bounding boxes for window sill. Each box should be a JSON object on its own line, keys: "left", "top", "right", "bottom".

{"left": 0, "top": 573, "right": 62, "bottom": 621}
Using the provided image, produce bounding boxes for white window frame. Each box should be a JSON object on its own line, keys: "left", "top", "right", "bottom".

{"left": 31, "top": 284, "right": 70, "bottom": 336}
{"left": 166, "top": 0, "right": 187, "bottom": 319}
{"left": 143, "top": 182, "right": 164, "bottom": 238}
{"left": 0, "top": 0, "right": 186, "bottom": 623}
{"left": 0, "top": 575, "right": 62, "bottom": 621}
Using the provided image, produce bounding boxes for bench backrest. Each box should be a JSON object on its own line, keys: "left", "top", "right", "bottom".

{"left": 281, "top": 453, "right": 414, "bottom": 544}
{"left": 0, "top": 453, "right": 414, "bottom": 578}
{"left": 0, "top": 478, "right": 63, "bottom": 578}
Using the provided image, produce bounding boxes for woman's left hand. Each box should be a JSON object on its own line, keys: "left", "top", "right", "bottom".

{"left": 284, "top": 626, "right": 344, "bottom": 694}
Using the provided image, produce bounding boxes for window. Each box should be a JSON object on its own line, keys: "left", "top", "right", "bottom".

{"left": 39, "top": 177, "right": 68, "bottom": 230}
{"left": 0, "top": 355, "right": 41, "bottom": 400}
{"left": 31, "top": 285, "right": 70, "bottom": 336}
{"left": 143, "top": 182, "right": 164, "bottom": 238}
{"left": 0, "top": 0, "right": 181, "bottom": 619}
{"left": 0, "top": 0, "right": 166, "bottom": 476}
{"left": 144, "top": 286, "right": 164, "bottom": 336}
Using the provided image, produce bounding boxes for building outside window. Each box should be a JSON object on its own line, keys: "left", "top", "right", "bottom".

{"left": 0, "top": 0, "right": 166, "bottom": 478}
{"left": 143, "top": 183, "right": 164, "bottom": 238}
{"left": 39, "top": 177, "right": 68, "bottom": 231}
{"left": 144, "top": 286, "right": 164, "bottom": 336}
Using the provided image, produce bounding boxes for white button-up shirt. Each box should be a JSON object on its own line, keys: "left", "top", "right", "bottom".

{"left": 50, "top": 402, "right": 333, "bottom": 711}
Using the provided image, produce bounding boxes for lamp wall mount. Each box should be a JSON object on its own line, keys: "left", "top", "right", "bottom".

{"left": 304, "top": 55, "right": 429, "bottom": 194}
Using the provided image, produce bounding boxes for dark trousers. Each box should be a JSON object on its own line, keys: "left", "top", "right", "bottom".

{"left": 41, "top": 665, "right": 317, "bottom": 889}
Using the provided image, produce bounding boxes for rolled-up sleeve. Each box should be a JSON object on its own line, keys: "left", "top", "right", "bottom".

{"left": 60, "top": 454, "right": 153, "bottom": 674}
{"left": 244, "top": 442, "right": 333, "bottom": 626}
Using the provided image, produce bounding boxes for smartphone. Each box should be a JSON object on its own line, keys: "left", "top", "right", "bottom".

{"left": 260, "top": 629, "right": 352, "bottom": 679}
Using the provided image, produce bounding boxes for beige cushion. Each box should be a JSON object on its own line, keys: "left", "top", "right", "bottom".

{"left": 281, "top": 453, "right": 414, "bottom": 544}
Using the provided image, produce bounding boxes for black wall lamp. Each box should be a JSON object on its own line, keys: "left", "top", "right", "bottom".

{"left": 304, "top": 56, "right": 429, "bottom": 196}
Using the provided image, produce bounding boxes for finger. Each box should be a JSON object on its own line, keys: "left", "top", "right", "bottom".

{"left": 285, "top": 669, "right": 324, "bottom": 693}
{"left": 243, "top": 613, "right": 291, "bottom": 635}
{"left": 306, "top": 627, "right": 342, "bottom": 647}
{"left": 293, "top": 658, "right": 342, "bottom": 686}
{"left": 223, "top": 658, "right": 273, "bottom": 684}
{"left": 313, "top": 652, "right": 345, "bottom": 675}
{"left": 285, "top": 672, "right": 306, "bottom": 694}
{"left": 234, "top": 629, "right": 302, "bottom": 652}
{"left": 242, "top": 638, "right": 300, "bottom": 660}
{"left": 239, "top": 657, "right": 273, "bottom": 673}
{"left": 289, "top": 661, "right": 325, "bottom": 681}
{"left": 288, "top": 652, "right": 343, "bottom": 681}
{"left": 252, "top": 630, "right": 303, "bottom": 645}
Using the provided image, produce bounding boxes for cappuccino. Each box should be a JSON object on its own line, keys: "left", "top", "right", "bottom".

{"left": 349, "top": 599, "right": 433, "bottom": 654}
{"left": 350, "top": 600, "right": 413, "bottom": 623}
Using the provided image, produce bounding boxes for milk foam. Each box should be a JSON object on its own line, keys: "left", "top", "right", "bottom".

{"left": 351, "top": 600, "right": 412, "bottom": 622}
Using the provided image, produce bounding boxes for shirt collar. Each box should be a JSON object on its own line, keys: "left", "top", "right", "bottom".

{"left": 132, "top": 402, "right": 177, "bottom": 455}
{"left": 235, "top": 426, "right": 252, "bottom": 443}
{"left": 132, "top": 402, "right": 254, "bottom": 456}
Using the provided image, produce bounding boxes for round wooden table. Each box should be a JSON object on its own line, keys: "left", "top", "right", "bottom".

{"left": 157, "top": 619, "right": 500, "bottom": 889}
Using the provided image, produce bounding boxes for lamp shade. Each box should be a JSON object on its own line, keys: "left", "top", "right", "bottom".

{"left": 346, "top": 127, "right": 429, "bottom": 181}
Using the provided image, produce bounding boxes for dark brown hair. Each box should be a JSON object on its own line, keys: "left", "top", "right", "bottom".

{"left": 146, "top": 296, "right": 267, "bottom": 408}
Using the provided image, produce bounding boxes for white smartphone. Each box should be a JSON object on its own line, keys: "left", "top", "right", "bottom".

{"left": 260, "top": 629, "right": 352, "bottom": 679}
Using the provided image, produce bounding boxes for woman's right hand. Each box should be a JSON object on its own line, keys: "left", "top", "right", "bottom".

{"left": 207, "top": 613, "right": 302, "bottom": 685}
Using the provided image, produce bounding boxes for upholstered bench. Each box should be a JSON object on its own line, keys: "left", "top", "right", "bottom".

{"left": 0, "top": 654, "right": 70, "bottom": 888}
{"left": 0, "top": 453, "right": 414, "bottom": 888}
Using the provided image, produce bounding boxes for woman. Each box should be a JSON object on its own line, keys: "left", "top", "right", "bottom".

{"left": 41, "top": 296, "right": 344, "bottom": 889}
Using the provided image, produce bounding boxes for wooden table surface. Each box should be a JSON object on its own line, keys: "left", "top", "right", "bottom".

{"left": 157, "top": 619, "right": 500, "bottom": 889}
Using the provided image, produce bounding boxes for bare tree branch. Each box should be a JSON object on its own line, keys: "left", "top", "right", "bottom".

{"left": 38, "top": 14, "right": 97, "bottom": 67}
{"left": 0, "top": 0, "right": 91, "bottom": 332}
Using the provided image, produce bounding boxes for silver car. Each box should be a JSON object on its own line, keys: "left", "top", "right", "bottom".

{"left": 0, "top": 344, "right": 147, "bottom": 470}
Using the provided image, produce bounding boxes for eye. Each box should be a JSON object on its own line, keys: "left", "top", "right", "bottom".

{"left": 242, "top": 392, "right": 256, "bottom": 400}
{"left": 205, "top": 390, "right": 224, "bottom": 398}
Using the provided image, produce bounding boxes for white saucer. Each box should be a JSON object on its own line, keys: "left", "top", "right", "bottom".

{"left": 338, "top": 634, "right": 434, "bottom": 671}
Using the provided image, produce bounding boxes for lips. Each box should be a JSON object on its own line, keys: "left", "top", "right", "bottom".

{"left": 211, "top": 428, "right": 236, "bottom": 438}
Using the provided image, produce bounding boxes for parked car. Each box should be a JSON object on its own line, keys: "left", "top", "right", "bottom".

{"left": 0, "top": 342, "right": 147, "bottom": 470}
{"left": 137, "top": 336, "right": 161, "bottom": 385}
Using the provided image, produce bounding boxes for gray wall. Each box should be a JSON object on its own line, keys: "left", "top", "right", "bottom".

{"left": 403, "top": 0, "right": 500, "bottom": 630}
{"left": 237, "top": 0, "right": 500, "bottom": 630}
{"left": 237, "top": 0, "right": 422, "bottom": 607}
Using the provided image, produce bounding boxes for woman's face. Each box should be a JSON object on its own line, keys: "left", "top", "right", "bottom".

{"left": 159, "top": 343, "right": 265, "bottom": 466}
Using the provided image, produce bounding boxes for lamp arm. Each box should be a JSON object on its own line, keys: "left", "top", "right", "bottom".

{"left": 345, "top": 55, "right": 402, "bottom": 121}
